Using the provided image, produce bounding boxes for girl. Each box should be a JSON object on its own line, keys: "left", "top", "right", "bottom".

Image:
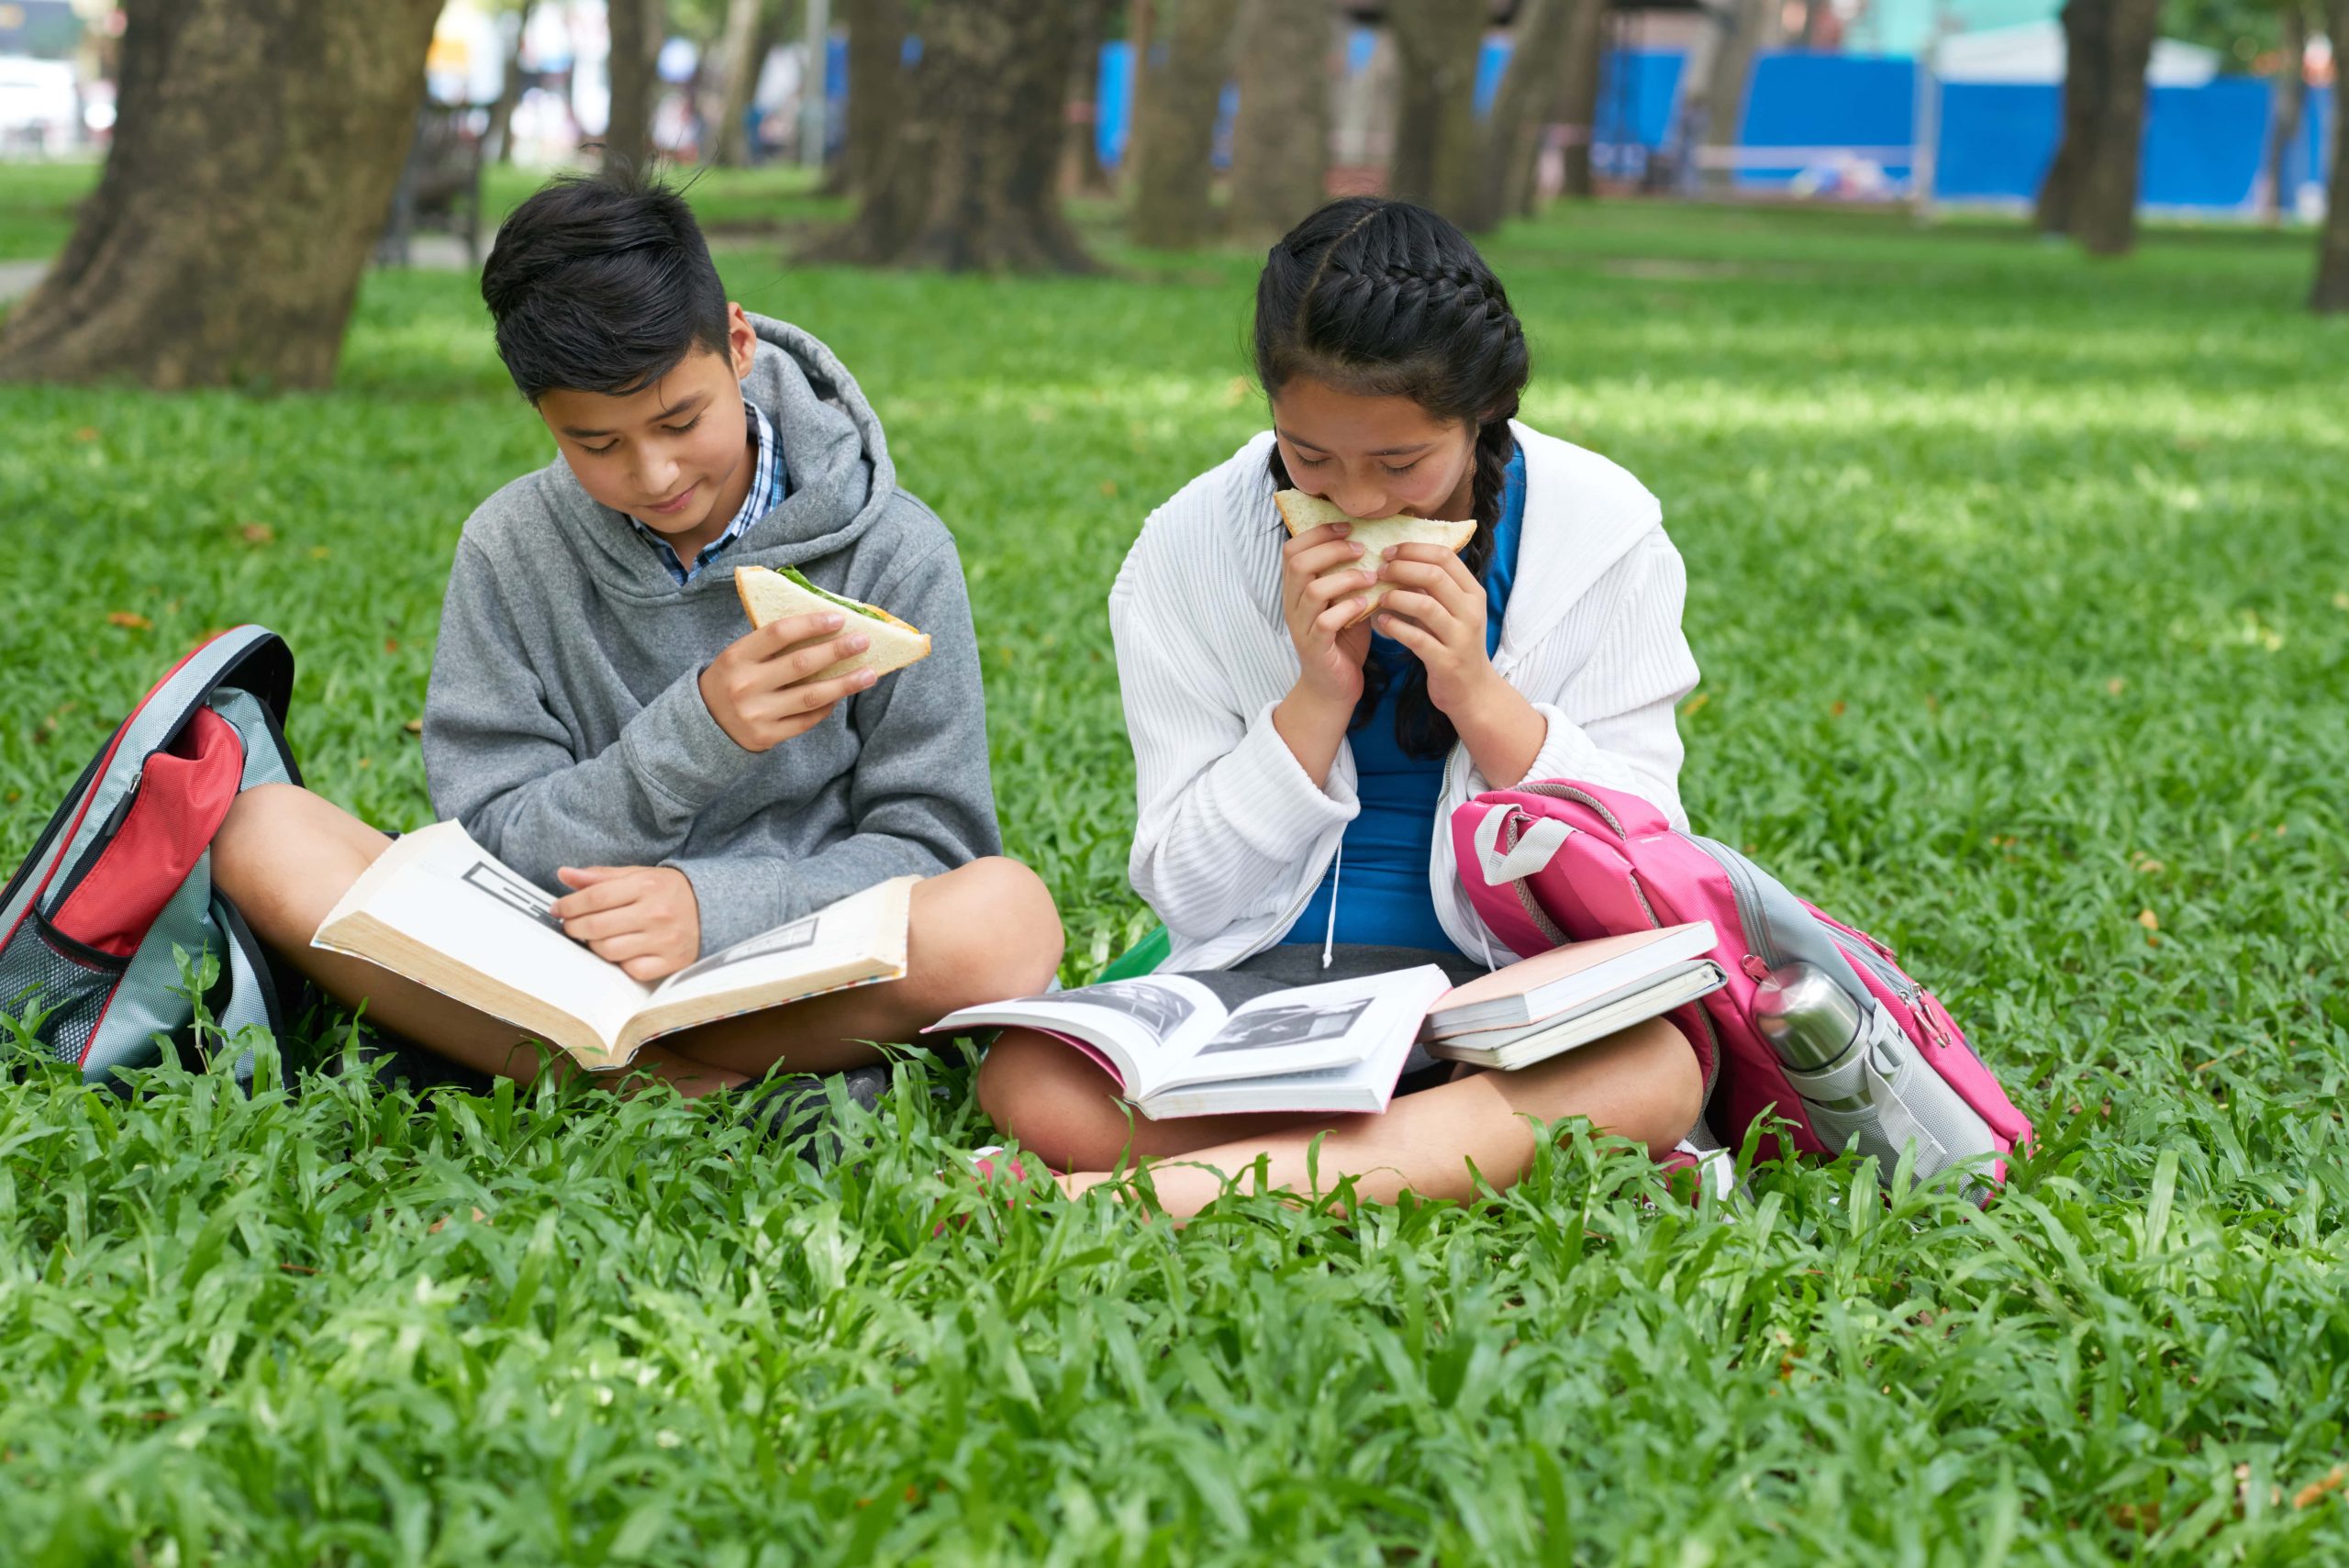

{"left": 976, "top": 199, "right": 1705, "bottom": 1215}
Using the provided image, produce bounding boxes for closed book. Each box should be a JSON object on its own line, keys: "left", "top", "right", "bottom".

{"left": 1426, "top": 922, "right": 1719, "bottom": 1038}
{"left": 1427, "top": 962, "right": 1727, "bottom": 1070}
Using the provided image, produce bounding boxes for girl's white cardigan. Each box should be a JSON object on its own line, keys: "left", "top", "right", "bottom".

{"left": 1110, "top": 422, "right": 1701, "bottom": 973}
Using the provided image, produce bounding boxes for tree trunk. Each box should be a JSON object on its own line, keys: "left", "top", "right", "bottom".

{"left": 1226, "top": 0, "right": 1330, "bottom": 237}
{"left": 2036, "top": 0, "right": 2109, "bottom": 235}
{"left": 709, "top": 0, "right": 767, "bottom": 168}
{"left": 1388, "top": 0, "right": 1485, "bottom": 223}
{"left": 488, "top": 0, "right": 539, "bottom": 166}
{"left": 0, "top": 0, "right": 440, "bottom": 390}
{"left": 2313, "top": 0, "right": 2349, "bottom": 310}
{"left": 819, "top": 0, "right": 1095, "bottom": 271}
{"left": 1058, "top": 0, "right": 1115, "bottom": 198}
{"left": 1124, "top": 0, "right": 1156, "bottom": 186}
{"left": 1698, "top": 0, "right": 1777, "bottom": 195}
{"left": 818, "top": 0, "right": 918, "bottom": 254}
{"left": 1472, "top": 0, "right": 1570, "bottom": 231}
{"left": 1130, "top": 0, "right": 1240, "bottom": 248}
{"left": 2258, "top": 4, "right": 2308, "bottom": 224}
{"left": 2070, "top": 0, "right": 2156, "bottom": 255}
{"left": 606, "top": 0, "right": 667, "bottom": 172}
{"left": 1553, "top": 0, "right": 1605, "bottom": 200}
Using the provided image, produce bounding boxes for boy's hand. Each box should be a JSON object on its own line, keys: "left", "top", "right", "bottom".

{"left": 700, "top": 610, "right": 880, "bottom": 752}
{"left": 552, "top": 865, "right": 702, "bottom": 981}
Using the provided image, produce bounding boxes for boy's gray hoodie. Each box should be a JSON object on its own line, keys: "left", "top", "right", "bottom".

{"left": 423, "top": 315, "right": 998, "bottom": 955}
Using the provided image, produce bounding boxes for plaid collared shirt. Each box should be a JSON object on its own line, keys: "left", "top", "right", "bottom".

{"left": 629, "top": 400, "right": 785, "bottom": 586}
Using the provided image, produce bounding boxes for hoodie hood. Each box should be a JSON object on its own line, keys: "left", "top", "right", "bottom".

{"left": 541, "top": 313, "right": 902, "bottom": 606}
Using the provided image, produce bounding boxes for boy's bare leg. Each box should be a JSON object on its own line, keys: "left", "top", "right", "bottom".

{"left": 213, "top": 784, "right": 745, "bottom": 1095}
{"left": 660, "top": 857, "right": 1065, "bottom": 1077}
{"left": 976, "top": 1017, "right": 1702, "bottom": 1219}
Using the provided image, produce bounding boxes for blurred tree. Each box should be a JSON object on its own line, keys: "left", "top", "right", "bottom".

{"left": 1226, "top": 0, "right": 1331, "bottom": 238}
{"left": 1698, "top": 0, "right": 1778, "bottom": 194}
{"left": 2313, "top": 0, "right": 2349, "bottom": 309}
{"left": 1555, "top": 0, "right": 1605, "bottom": 198}
{"left": 709, "top": 0, "right": 787, "bottom": 167}
{"left": 1388, "top": 0, "right": 1484, "bottom": 224}
{"left": 2254, "top": 1, "right": 2310, "bottom": 221}
{"left": 839, "top": 0, "right": 913, "bottom": 233}
{"left": 1131, "top": 0, "right": 1240, "bottom": 247}
{"left": 1061, "top": 0, "right": 1118, "bottom": 197}
{"left": 1474, "top": 0, "right": 1571, "bottom": 229}
{"left": 607, "top": 0, "right": 668, "bottom": 172}
{"left": 821, "top": 0, "right": 1093, "bottom": 270}
{"left": 486, "top": 0, "right": 540, "bottom": 165}
{"left": 2034, "top": 0, "right": 2157, "bottom": 255}
{"left": 0, "top": 0, "right": 441, "bottom": 390}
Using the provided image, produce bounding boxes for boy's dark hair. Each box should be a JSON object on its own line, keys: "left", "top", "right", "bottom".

{"left": 1254, "top": 197, "right": 1532, "bottom": 760}
{"left": 480, "top": 169, "right": 731, "bottom": 403}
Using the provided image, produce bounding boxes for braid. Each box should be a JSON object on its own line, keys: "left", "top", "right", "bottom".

{"left": 1255, "top": 197, "right": 1532, "bottom": 760}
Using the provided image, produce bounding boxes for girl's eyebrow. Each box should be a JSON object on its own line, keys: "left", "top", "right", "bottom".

{"left": 1276, "top": 428, "right": 1432, "bottom": 459}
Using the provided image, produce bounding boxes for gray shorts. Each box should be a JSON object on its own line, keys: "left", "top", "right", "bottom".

{"left": 1182, "top": 943, "right": 1490, "bottom": 1092}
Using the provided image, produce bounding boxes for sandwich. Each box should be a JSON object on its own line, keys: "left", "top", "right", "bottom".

{"left": 733, "top": 565, "right": 932, "bottom": 681}
{"left": 1273, "top": 490, "right": 1476, "bottom": 628}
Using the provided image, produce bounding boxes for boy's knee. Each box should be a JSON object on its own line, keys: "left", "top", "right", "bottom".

{"left": 922, "top": 857, "right": 1065, "bottom": 1002}
{"left": 213, "top": 784, "right": 384, "bottom": 920}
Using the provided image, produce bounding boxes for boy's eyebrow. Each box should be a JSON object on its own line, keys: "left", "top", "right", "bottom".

{"left": 557, "top": 391, "right": 714, "bottom": 439}
{"left": 1278, "top": 428, "right": 1433, "bottom": 459}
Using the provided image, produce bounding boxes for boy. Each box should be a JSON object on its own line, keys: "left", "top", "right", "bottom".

{"left": 214, "top": 171, "right": 1063, "bottom": 1100}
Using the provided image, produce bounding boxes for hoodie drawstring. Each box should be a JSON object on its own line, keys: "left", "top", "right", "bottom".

{"left": 1321, "top": 843, "right": 1342, "bottom": 969}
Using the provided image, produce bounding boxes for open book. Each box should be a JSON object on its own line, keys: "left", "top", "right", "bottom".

{"left": 311, "top": 821, "right": 912, "bottom": 1070}
{"left": 930, "top": 965, "right": 1454, "bottom": 1119}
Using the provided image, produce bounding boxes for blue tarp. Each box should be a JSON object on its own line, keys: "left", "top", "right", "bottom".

{"left": 1085, "top": 39, "right": 2334, "bottom": 209}
{"left": 1737, "top": 53, "right": 1917, "bottom": 185}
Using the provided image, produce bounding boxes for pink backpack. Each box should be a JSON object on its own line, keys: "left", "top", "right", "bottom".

{"left": 1451, "top": 778, "right": 2032, "bottom": 1192}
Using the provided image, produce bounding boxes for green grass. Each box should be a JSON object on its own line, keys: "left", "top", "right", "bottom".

{"left": 0, "top": 159, "right": 95, "bottom": 259}
{"left": 3, "top": 185, "right": 2348, "bottom": 1562}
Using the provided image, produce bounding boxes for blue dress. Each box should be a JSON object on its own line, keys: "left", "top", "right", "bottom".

{"left": 1286, "top": 445, "right": 1528, "bottom": 961}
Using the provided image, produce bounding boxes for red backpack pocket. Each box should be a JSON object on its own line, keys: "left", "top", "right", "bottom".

{"left": 49, "top": 707, "right": 246, "bottom": 957}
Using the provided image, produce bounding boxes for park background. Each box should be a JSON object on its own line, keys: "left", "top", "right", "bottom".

{"left": 3, "top": 2, "right": 2348, "bottom": 1562}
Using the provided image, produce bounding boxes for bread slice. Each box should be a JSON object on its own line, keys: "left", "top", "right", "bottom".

{"left": 1273, "top": 489, "right": 1477, "bottom": 627}
{"left": 733, "top": 565, "right": 932, "bottom": 681}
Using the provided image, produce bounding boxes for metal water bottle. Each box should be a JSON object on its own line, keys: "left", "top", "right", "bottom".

{"left": 1752, "top": 962, "right": 1872, "bottom": 1112}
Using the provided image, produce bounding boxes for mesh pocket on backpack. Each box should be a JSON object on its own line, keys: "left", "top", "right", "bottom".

{"left": 1, "top": 912, "right": 128, "bottom": 1066}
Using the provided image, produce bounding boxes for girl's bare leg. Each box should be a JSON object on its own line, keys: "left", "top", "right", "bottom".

{"left": 215, "top": 784, "right": 744, "bottom": 1095}
{"left": 977, "top": 1017, "right": 1703, "bottom": 1219}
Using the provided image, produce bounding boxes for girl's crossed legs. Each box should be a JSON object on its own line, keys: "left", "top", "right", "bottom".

{"left": 213, "top": 783, "right": 1063, "bottom": 1093}
{"left": 976, "top": 1006, "right": 1702, "bottom": 1219}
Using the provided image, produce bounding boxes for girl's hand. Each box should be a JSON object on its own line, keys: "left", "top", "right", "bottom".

{"left": 552, "top": 865, "right": 701, "bottom": 981}
{"left": 1375, "top": 542, "right": 1546, "bottom": 784}
{"left": 1279, "top": 520, "right": 1375, "bottom": 710}
{"left": 1372, "top": 542, "right": 1498, "bottom": 717}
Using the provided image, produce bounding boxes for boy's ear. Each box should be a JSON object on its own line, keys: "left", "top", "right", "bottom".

{"left": 727, "top": 303, "right": 756, "bottom": 381}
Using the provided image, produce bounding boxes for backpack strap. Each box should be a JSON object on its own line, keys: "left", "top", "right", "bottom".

{"left": 210, "top": 895, "right": 284, "bottom": 1088}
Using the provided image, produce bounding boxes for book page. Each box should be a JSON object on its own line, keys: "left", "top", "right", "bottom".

{"left": 311, "top": 821, "right": 648, "bottom": 1053}
{"left": 622, "top": 876, "right": 915, "bottom": 1044}
{"left": 927, "top": 975, "right": 1230, "bottom": 1098}
{"left": 1147, "top": 965, "right": 1454, "bottom": 1098}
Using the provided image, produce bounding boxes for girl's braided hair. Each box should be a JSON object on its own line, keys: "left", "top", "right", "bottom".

{"left": 1254, "top": 197, "right": 1531, "bottom": 760}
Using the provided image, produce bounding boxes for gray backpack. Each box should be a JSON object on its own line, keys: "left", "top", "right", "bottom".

{"left": 1, "top": 626, "right": 299, "bottom": 1086}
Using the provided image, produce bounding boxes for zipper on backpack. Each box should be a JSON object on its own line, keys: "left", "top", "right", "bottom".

{"left": 1516, "top": 781, "right": 1628, "bottom": 839}
{"left": 1829, "top": 929, "right": 1918, "bottom": 1004}
{"left": 1690, "top": 836, "right": 1786, "bottom": 972}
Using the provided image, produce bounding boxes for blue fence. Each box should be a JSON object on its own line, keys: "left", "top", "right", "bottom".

{"left": 1085, "top": 38, "right": 2335, "bottom": 212}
